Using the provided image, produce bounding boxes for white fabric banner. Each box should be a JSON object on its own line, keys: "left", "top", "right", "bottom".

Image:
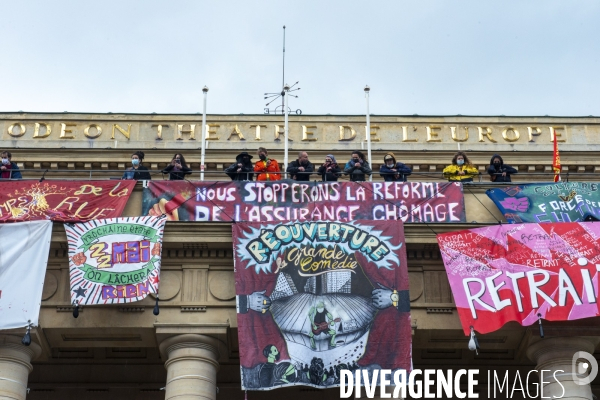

{"left": 0, "top": 220, "right": 53, "bottom": 330}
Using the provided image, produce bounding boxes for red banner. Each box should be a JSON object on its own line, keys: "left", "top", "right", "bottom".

{"left": 143, "top": 181, "right": 466, "bottom": 223}
{"left": 438, "top": 222, "right": 600, "bottom": 335}
{"left": 0, "top": 181, "right": 136, "bottom": 222}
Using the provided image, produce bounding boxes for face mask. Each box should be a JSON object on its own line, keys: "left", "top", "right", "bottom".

{"left": 242, "top": 157, "right": 249, "bottom": 163}
{"left": 174, "top": 158, "right": 181, "bottom": 163}
{"left": 352, "top": 158, "right": 359, "bottom": 163}
{"left": 132, "top": 159, "right": 140, "bottom": 166}
{"left": 1, "top": 158, "right": 8, "bottom": 165}
{"left": 493, "top": 162, "right": 501, "bottom": 167}
{"left": 259, "top": 154, "right": 267, "bottom": 161}
{"left": 386, "top": 161, "right": 394, "bottom": 167}
{"left": 457, "top": 159, "right": 464, "bottom": 166}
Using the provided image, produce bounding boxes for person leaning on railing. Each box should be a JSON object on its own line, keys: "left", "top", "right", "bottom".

{"left": 317, "top": 154, "right": 341, "bottom": 182}
{"left": 379, "top": 152, "right": 412, "bottom": 182}
{"left": 487, "top": 154, "right": 517, "bottom": 183}
{"left": 253, "top": 147, "right": 280, "bottom": 181}
{"left": 287, "top": 151, "right": 314, "bottom": 181}
{"left": 443, "top": 151, "right": 478, "bottom": 182}
{"left": 344, "top": 150, "right": 372, "bottom": 182}
{"left": 162, "top": 153, "right": 192, "bottom": 180}
{"left": 122, "top": 151, "right": 151, "bottom": 180}
{"left": 225, "top": 151, "right": 254, "bottom": 181}
{"left": 0, "top": 151, "right": 22, "bottom": 179}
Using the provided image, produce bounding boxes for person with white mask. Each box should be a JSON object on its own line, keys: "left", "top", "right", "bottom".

{"left": 379, "top": 152, "right": 412, "bottom": 182}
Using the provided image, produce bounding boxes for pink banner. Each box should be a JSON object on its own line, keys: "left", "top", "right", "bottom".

{"left": 437, "top": 222, "right": 600, "bottom": 335}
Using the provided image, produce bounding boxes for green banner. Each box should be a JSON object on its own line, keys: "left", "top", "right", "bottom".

{"left": 79, "top": 223, "right": 160, "bottom": 251}
{"left": 80, "top": 258, "right": 157, "bottom": 285}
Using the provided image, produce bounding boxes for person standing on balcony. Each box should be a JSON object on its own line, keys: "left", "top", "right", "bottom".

{"left": 443, "top": 151, "right": 478, "bottom": 182}
{"left": 162, "top": 153, "right": 192, "bottom": 180}
{"left": 379, "top": 152, "right": 412, "bottom": 182}
{"left": 344, "top": 150, "right": 372, "bottom": 182}
{"left": 122, "top": 151, "right": 151, "bottom": 180}
{"left": 317, "top": 154, "right": 341, "bottom": 182}
{"left": 287, "top": 151, "right": 314, "bottom": 181}
{"left": 254, "top": 147, "right": 280, "bottom": 181}
{"left": 0, "top": 151, "right": 22, "bottom": 179}
{"left": 487, "top": 154, "right": 517, "bottom": 182}
{"left": 225, "top": 151, "right": 254, "bottom": 181}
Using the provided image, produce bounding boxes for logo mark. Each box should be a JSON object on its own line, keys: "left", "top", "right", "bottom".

{"left": 572, "top": 351, "right": 598, "bottom": 385}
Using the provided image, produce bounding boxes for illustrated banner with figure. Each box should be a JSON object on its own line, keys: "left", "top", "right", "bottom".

{"left": 0, "top": 180, "right": 136, "bottom": 222}
{"left": 233, "top": 220, "right": 411, "bottom": 390}
{"left": 486, "top": 182, "right": 600, "bottom": 223}
{"left": 0, "top": 220, "right": 53, "bottom": 329}
{"left": 144, "top": 180, "right": 465, "bottom": 223}
{"left": 65, "top": 216, "right": 166, "bottom": 305}
{"left": 438, "top": 222, "right": 600, "bottom": 335}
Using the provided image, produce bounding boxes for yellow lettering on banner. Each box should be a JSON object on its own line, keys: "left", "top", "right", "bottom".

{"left": 528, "top": 127, "right": 542, "bottom": 142}
{"left": 74, "top": 185, "right": 103, "bottom": 196}
{"left": 84, "top": 124, "right": 102, "bottom": 139}
{"left": 152, "top": 124, "right": 168, "bottom": 140}
{"left": 227, "top": 125, "right": 245, "bottom": 140}
{"left": 426, "top": 126, "right": 442, "bottom": 142}
{"left": 502, "top": 127, "right": 520, "bottom": 142}
{"left": 108, "top": 182, "right": 129, "bottom": 197}
{"left": 478, "top": 126, "right": 497, "bottom": 143}
{"left": 55, "top": 196, "right": 80, "bottom": 211}
{"left": 7, "top": 123, "right": 26, "bottom": 137}
{"left": 33, "top": 123, "right": 51, "bottom": 138}
{"left": 206, "top": 124, "right": 220, "bottom": 140}
{"left": 249, "top": 124, "right": 266, "bottom": 141}
{"left": 177, "top": 124, "right": 195, "bottom": 140}
{"left": 451, "top": 126, "right": 469, "bottom": 142}
{"left": 60, "top": 123, "right": 76, "bottom": 139}
{"left": 365, "top": 125, "right": 380, "bottom": 142}
{"left": 111, "top": 124, "right": 131, "bottom": 140}
{"left": 302, "top": 125, "right": 317, "bottom": 141}
{"left": 402, "top": 126, "right": 417, "bottom": 142}
{"left": 339, "top": 126, "right": 356, "bottom": 141}
{"left": 550, "top": 126, "right": 566, "bottom": 142}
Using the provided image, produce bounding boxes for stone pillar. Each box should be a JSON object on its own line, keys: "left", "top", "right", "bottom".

{"left": 527, "top": 337, "right": 596, "bottom": 400}
{"left": 159, "top": 334, "right": 220, "bottom": 400}
{"left": 0, "top": 334, "right": 41, "bottom": 400}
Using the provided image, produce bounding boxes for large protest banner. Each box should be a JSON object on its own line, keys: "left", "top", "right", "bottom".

{"left": 65, "top": 216, "right": 166, "bottom": 305}
{"left": 486, "top": 182, "right": 600, "bottom": 223}
{"left": 438, "top": 222, "right": 600, "bottom": 335}
{"left": 0, "top": 180, "right": 136, "bottom": 222}
{"left": 143, "top": 180, "right": 465, "bottom": 223}
{"left": 0, "top": 220, "right": 53, "bottom": 329}
{"left": 233, "top": 220, "right": 411, "bottom": 390}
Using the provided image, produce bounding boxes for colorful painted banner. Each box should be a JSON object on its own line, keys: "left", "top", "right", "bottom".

{"left": 233, "top": 220, "right": 411, "bottom": 390}
{"left": 0, "top": 220, "right": 53, "bottom": 329}
{"left": 143, "top": 180, "right": 465, "bottom": 223}
{"left": 437, "top": 222, "right": 600, "bottom": 335}
{"left": 0, "top": 180, "right": 136, "bottom": 222}
{"left": 65, "top": 216, "right": 166, "bottom": 305}
{"left": 486, "top": 182, "right": 600, "bottom": 223}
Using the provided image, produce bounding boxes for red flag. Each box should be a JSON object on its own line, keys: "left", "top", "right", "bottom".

{"left": 553, "top": 129, "right": 561, "bottom": 182}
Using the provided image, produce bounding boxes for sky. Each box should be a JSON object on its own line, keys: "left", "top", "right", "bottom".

{"left": 1, "top": 1, "right": 599, "bottom": 116}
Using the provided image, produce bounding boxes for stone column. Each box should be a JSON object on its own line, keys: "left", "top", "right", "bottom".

{"left": 159, "top": 334, "right": 220, "bottom": 400}
{"left": 527, "top": 337, "right": 596, "bottom": 400}
{"left": 0, "top": 334, "right": 41, "bottom": 400}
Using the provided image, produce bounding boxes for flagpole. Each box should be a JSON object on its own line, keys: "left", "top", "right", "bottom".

{"left": 284, "top": 83, "right": 290, "bottom": 178}
{"left": 200, "top": 86, "right": 208, "bottom": 181}
{"left": 365, "top": 85, "right": 372, "bottom": 182}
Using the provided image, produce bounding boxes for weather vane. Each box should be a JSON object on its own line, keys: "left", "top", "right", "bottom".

{"left": 264, "top": 26, "right": 302, "bottom": 115}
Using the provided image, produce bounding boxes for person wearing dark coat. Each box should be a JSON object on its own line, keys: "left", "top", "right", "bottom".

{"left": 162, "top": 153, "right": 192, "bottom": 180}
{"left": 379, "top": 152, "right": 412, "bottom": 182}
{"left": 0, "top": 151, "right": 22, "bottom": 179}
{"left": 487, "top": 154, "right": 517, "bottom": 182}
{"left": 286, "top": 151, "right": 314, "bottom": 181}
{"left": 122, "top": 151, "right": 151, "bottom": 180}
{"left": 317, "top": 154, "right": 342, "bottom": 182}
{"left": 225, "top": 152, "right": 254, "bottom": 181}
{"left": 344, "top": 150, "right": 372, "bottom": 182}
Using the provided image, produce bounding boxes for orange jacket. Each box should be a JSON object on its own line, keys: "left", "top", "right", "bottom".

{"left": 254, "top": 159, "right": 281, "bottom": 181}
